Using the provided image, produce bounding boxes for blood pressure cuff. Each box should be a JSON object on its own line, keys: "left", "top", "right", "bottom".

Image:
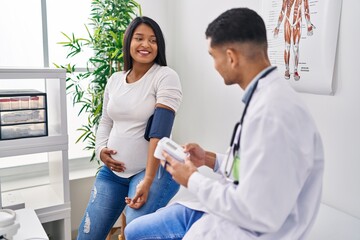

{"left": 144, "top": 107, "right": 175, "bottom": 141}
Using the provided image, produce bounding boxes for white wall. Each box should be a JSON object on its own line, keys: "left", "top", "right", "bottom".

{"left": 299, "top": 0, "right": 360, "bottom": 218}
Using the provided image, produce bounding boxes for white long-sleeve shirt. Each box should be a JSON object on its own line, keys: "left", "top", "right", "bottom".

{"left": 184, "top": 68, "right": 324, "bottom": 240}
{"left": 95, "top": 64, "right": 182, "bottom": 177}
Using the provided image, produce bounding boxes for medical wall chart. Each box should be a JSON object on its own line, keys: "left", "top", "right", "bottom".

{"left": 260, "top": 0, "right": 342, "bottom": 95}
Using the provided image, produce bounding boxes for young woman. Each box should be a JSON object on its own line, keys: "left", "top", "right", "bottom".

{"left": 77, "top": 16, "right": 182, "bottom": 239}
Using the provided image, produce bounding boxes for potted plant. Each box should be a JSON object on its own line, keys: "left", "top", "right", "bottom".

{"left": 55, "top": 0, "right": 142, "bottom": 164}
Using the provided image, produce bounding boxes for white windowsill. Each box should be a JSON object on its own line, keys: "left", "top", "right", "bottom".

{"left": 68, "top": 157, "right": 100, "bottom": 180}
{"left": 0, "top": 157, "right": 100, "bottom": 193}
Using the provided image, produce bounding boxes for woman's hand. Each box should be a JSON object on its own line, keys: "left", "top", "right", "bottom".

{"left": 125, "top": 180, "right": 151, "bottom": 209}
{"left": 100, "top": 147, "right": 126, "bottom": 172}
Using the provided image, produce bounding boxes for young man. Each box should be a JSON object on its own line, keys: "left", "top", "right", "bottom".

{"left": 125, "top": 8, "right": 324, "bottom": 240}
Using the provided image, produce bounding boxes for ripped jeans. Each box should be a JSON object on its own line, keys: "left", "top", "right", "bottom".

{"left": 76, "top": 165, "right": 180, "bottom": 240}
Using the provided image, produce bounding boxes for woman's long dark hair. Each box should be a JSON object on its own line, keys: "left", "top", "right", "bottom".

{"left": 123, "top": 16, "right": 167, "bottom": 72}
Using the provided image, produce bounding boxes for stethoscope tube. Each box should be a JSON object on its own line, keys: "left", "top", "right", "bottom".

{"left": 224, "top": 66, "right": 277, "bottom": 184}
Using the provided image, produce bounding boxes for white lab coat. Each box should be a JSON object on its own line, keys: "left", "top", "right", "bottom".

{"left": 183, "top": 68, "right": 324, "bottom": 240}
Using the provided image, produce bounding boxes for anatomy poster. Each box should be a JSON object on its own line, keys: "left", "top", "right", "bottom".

{"left": 260, "top": 0, "right": 342, "bottom": 95}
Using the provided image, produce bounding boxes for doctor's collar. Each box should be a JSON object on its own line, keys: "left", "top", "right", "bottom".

{"left": 242, "top": 66, "right": 276, "bottom": 104}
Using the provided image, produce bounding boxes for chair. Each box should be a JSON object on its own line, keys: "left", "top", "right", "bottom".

{"left": 106, "top": 211, "right": 126, "bottom": 240}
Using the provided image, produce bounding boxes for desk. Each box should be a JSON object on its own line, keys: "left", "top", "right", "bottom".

{"left": 13, "top": 208, "right": 48, "bottom": 240}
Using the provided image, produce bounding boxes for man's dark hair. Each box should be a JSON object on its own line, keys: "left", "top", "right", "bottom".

{"left": 205, "top": 8, "right": 267, "bottom": 48}
{"left": 123, "top": 16, "right": 167, "bottom": 71}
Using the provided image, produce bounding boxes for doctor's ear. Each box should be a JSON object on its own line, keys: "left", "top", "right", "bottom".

{"left": 226, "top": 48, "right": 240, "bottom": 67}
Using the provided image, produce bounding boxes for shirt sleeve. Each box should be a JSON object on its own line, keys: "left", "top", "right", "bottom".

{"left": 155, "top": 67, "right": 182, "bottom": 112}
{"left": 95, "top": 74, "right": 116, "bottom": 161}
{"left": 214, "top": 153, "right": 226, "bottom": 173}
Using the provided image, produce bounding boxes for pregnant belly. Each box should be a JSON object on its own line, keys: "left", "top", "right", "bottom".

{"left": 107, "top": 136, "right": 149, "bottom": 177}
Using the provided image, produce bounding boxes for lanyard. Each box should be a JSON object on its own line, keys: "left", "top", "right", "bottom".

{"left": 224, "top": 66, "right": 277, "bottom": 183}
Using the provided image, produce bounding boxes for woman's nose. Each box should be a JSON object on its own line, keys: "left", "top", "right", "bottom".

{"left": 141, "top": 40, "right": 150, "bottom": 48}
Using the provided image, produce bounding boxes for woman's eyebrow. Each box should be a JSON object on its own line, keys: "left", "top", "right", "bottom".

{"left": 134, "top": 32, "right": 156, "bottom": 38}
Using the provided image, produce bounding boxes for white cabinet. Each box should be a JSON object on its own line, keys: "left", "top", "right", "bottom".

{"left": 0, "top": 68, "right": 71, "bottom": 239}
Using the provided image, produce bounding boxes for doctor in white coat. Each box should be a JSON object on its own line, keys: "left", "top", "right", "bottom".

{"left": 125, "top": 7, "right": 324, "bottom": 240}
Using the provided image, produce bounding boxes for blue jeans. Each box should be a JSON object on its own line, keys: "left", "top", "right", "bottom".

{"left": 124, "top": 203, "right": 204, "bottom": 240}
{"left": 77, "top": 165, "right": 180, "bottom": 240}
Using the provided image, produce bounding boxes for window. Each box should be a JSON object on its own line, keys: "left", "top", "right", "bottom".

{"left": 0, "top": 0, "right": 43, "bottom": 67}
{"left": 0, "top": 0, "right": 93, "bottom": 167}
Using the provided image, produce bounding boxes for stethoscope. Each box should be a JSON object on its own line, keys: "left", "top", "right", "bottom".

{"left": 223, "top": 66, "right": 277, "bottom": 185}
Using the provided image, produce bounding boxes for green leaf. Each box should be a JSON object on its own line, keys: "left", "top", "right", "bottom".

{"left": 60, "top": 32, "right": 72, "bottom": 42}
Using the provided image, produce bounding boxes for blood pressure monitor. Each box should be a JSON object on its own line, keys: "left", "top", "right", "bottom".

{"left": 154, "top": 137, "right": 187, "bottom": 162}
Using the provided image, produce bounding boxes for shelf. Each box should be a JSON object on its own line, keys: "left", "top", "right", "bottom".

{"left": 0, "top": 68, "right": 71, "bottom": 239}
{"left": 0, "top": 135, "right": 68, "bottom": 158}
{"left": 4, "top": 185, "right": 63, "bottom": 209}
{"left": 1, "top": 184, "right": 71, "bottom": 223}
{"left": 36, "top": 202, "right": 71, "bottom": 223}
{"left": 0, "top": 68, "right": 66, "bottom": 79}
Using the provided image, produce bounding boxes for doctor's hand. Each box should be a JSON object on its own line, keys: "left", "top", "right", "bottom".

{"left": 100, "top": 147, "right": 126, "bottom": 172}
{"left": 162, "top": 151, "right": 197, "bottom": 188}
{"left": 183, "top": 143, "right": 206, "bottom": 167}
